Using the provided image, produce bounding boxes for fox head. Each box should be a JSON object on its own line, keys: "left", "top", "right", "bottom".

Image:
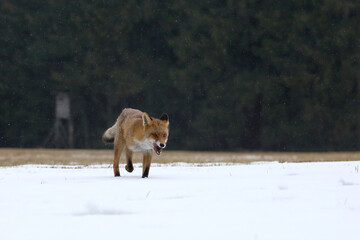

{"left": 142, "top": 112, "right": 169, "bottom": 155}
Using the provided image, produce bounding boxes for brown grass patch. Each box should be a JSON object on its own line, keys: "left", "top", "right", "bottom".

{"left": 1, "top": 148, "right": 360, "bottom": 167}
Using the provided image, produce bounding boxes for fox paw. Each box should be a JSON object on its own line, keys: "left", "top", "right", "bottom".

{"left": 125, "top": 165, "right": 134, "bottom": 173}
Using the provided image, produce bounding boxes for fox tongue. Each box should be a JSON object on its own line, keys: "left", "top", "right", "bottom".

{"left": 153, "top": 143, "right": 162, "bottom": 155}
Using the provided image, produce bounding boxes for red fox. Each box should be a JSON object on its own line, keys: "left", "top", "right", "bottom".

{"left": 102, "top": 108, "right": 169, "bottom": 178}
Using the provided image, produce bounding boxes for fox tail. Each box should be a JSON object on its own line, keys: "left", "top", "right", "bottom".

{"left": 102, "top": 124, "right": 116, "bottom": 144}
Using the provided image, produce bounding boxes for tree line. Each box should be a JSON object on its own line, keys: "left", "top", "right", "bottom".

{"left": 0, "top": 0, "right": 359, "bottom": 151}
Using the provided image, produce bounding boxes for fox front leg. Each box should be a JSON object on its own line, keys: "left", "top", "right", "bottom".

{"left": 125, "top": 148, "right": 134, "bottom": 173}
{"left": 142, "top": 153, "right": 152, "bottom": 178}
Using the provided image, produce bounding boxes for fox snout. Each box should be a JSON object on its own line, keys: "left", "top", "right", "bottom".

{"left": 153, "top": 141, "right": 167, "bottom": 155}
{"left": 155, "top": 141, "right": 166, "bottom": 149}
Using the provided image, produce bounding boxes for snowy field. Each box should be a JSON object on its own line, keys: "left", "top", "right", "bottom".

{"left": 0, "top": 161, "right": 359, "bottom": 240}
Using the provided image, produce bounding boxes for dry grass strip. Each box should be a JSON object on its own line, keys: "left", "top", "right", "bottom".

{"left": 1, "top": 148, "right": 360, "bottom": 167}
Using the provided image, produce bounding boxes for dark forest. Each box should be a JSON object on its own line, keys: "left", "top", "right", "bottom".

{"left": 1, "top": 0, "right": 359, "bottom": 151}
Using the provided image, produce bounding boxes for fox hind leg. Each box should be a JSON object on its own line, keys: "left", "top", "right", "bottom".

{"left": 125, "top": 148, "right": 134, "bottom": 173}
{"left": 113, "top": 138, "right": 124, "bottom": 177}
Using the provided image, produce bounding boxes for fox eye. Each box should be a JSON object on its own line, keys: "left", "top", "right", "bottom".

{"left": 152, "top": 133, "right": 158, "bottom": 138}
{"left": 163, "top": 134, "right": 167, "bottom": 138}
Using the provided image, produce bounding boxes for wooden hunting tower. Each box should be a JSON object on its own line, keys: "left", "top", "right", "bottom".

{"left": 43, "top": 92, "right": 74, "bottom": 148}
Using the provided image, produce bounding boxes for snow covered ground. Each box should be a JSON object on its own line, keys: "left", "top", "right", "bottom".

{"left": 0, "top": 161, "right": 359, "bottom": 240}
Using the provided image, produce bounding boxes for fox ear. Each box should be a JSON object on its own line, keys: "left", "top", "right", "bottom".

{"left": 160, "top": 113, "right": 169, "bottom": 122}
{"left": 142, "top": 112, "right": 153, "bottom": 126}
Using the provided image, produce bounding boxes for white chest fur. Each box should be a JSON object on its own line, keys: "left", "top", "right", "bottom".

{"left": 129, "top": 138, "right": 154, "bottom": 153}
